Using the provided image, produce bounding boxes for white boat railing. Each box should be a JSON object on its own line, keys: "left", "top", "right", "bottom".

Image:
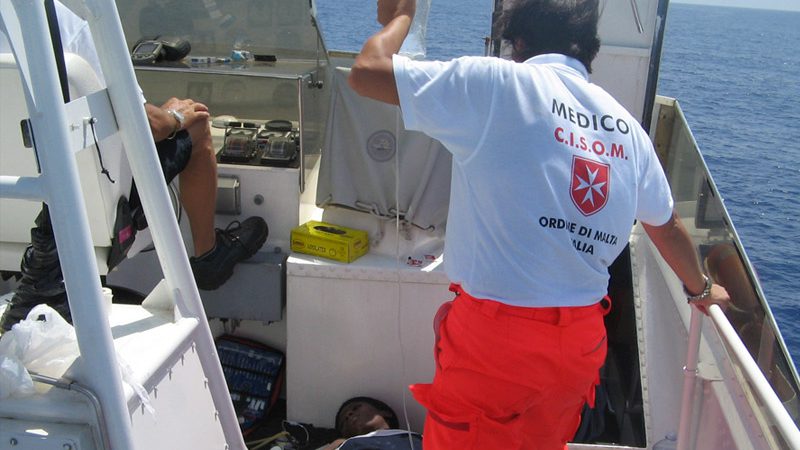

{"left": 0, "top": 0, "right": 244, "bottom": 448}
{"left": 678, "top": 304, "right": 800, "bottom": 449}
{"left": 0, "top": 1, "right": 134, "bottom": 448}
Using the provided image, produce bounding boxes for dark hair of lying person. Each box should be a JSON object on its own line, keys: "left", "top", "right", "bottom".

{"left": 334, "top": 396, "right": 400, "bottom": 438}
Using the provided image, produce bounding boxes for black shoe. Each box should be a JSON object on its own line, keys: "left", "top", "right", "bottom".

{"left": 190, "top": 217, "right": 268, "bottom": 291}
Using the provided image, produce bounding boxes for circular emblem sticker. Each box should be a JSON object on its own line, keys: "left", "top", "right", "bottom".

{"left": 366, "top": 130, "right": 396, "bottom": 162}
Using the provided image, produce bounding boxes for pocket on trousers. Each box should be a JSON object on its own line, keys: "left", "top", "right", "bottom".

{"left": 578, "top": 332, "right": 608, "bottom": 378}
{"left": 428, "top": 411, "right": 525, "bottom": 449}
{"left": 561, "top": 319, "right": 608, "bottom": 399}
{"left": 581, "top": 335, "right": 607, "bottom": 357}
{"left": 474, "top": 411, "right": 524, "bottom": 448}
{"left": 576, "top": 315, "right": 608, "bottom": 361}
{"left": 427, "top": 407, "right": 477, "bottom": 448}
{"left": 416, "top": 383, "right": 527, "bottom": 449}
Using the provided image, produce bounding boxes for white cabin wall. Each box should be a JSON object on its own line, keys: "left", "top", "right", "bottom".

{"left": 596, "top": 0, "right": 662, "bottom": 122}
{"left": 285, "top": 252, "right": 450, "bottom": 431}
{"left": 592, "top": 47, "right": 651, "bottom": 124}
{"left": 630, "top": 226, "right": 686, "bottom": 445}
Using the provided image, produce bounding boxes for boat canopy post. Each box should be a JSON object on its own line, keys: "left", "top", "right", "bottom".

{"left": 0, "top": 0, "right": 134, "bottom": 448}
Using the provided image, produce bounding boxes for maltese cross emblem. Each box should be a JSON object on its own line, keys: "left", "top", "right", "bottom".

{"left": 570, "top": 156, "right": 610, "bottom": 216}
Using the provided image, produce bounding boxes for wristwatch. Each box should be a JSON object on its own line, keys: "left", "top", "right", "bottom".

{"left": 166, "top": 109, "right": 185, "bottom": 139}
{"left": 685, "top": 274, "right": 712, "bottom": 302}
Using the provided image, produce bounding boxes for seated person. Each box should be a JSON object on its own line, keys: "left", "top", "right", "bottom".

{"left": 321, "top": 397, "right": 423, "bottom": 450}
{"left": 0, "top": 1, "right": 266, "bottom": 330}
{"left": 138, "top": 97, "right": 268, "bottom": 290}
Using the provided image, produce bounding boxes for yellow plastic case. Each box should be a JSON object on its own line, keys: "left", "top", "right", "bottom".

{"left": 290, "top": 221, "right": 369, "bottom": 263}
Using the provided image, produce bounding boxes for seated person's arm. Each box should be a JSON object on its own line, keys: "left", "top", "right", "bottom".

{"left": 145, "top": 97, "right": 210, "bottom": 142}
{"left": 145, "top": 103, "right": 178, "bottom": 142}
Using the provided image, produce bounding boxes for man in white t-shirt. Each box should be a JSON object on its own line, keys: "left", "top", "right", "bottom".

{"left": 348, "top": 0, "right": 730, "bottom": 448}
{"left": 0, "top": 1, "right": 267, "bottom": 331}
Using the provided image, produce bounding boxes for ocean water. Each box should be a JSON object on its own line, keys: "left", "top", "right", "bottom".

{"left": 659, "top": 4, "right": 800, "bottom": 367}
{"left": 314, "top": 1, "right": 799, "bottom": 366}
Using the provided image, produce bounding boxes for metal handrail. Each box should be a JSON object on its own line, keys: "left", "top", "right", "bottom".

{"left": 30, "top": 373, "right": 111, "bottom": 450}
{"left": 1, "top": 1, "right": 135, "bottom": 448}
{"left": 678, "top": 304, "right": 800, "bottom": 449}
{"left": 708, "top": 304, "right": 800, "bottom": 447}
{"left": 1, "top": 1, "right": 244, "bottom": 448}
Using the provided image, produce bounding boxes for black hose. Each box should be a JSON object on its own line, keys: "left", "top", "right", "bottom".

{"left": 0, "top": 205, "right": 70, "bottom": 332}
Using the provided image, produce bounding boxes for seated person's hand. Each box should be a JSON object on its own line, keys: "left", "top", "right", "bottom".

{"left": 160, "top": 97, "right": 210, "bottom": 129}
{"left": 146, "top": 97, "right": 210, "bottom": 141}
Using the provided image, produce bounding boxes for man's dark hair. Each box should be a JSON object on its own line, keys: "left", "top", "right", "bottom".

{"left": 495, "top": 0, "right": 601, "bottom": 73}
{"left": 334, "top": 396, "right": 400, "bottom": 435}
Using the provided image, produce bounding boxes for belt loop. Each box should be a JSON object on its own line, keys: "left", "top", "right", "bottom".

{"left": 600, "top": 295, "right": 612, "bottom": 316}
{"left": 557, "top": 308, "right": 573, "bottom": 326}
{"left": 449, "top": 283, "right": 462, "bottom": 296}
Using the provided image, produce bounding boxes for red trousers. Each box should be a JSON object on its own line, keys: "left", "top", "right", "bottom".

{"left": 411, "top": 284, "right": 609, "bottom": 450}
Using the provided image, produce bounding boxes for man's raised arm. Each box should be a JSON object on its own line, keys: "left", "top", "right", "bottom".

{"left": 348, "top": 0, "right": 416, "bottom": 105}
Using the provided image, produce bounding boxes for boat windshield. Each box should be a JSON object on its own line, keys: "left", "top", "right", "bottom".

{"left": 116, "top": 0, "right": 433, "bottom": 62}
{"left": 654, "top": 96, "right": 800, "bottom": 432}
{"left": 116, "top": 0, "right": 324, "bottom": 60}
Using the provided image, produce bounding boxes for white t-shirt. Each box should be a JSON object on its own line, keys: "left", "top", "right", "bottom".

{"left": 393, "top": 53, "right": 674, "bottom": 307}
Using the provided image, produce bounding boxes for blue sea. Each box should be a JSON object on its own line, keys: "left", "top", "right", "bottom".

{"left": 659, "top": 4, "right": 800, "bottom": 369}
{"left": 314, "top": 1, "right": 799, "bottom": 367}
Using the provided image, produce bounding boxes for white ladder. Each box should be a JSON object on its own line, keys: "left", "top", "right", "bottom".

{"left": 0, "top": 1, "right": 243, "bottom": 448}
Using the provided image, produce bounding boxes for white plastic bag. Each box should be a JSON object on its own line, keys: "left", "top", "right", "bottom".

{"left": 0, "top": 304, "right": 79, "bottom": 397}
{"left": 399, "top": 0, "right": 433, "bottom": 59}
{"left": 0, "top": 354, "right": 34, "bottom": 398}
{"left": 0, "top": 304, "right": 153, "bottom": 414}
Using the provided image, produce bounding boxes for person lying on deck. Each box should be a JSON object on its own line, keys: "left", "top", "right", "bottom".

{"left": 320, "top": 397, "right": 422, "bottom": 450}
